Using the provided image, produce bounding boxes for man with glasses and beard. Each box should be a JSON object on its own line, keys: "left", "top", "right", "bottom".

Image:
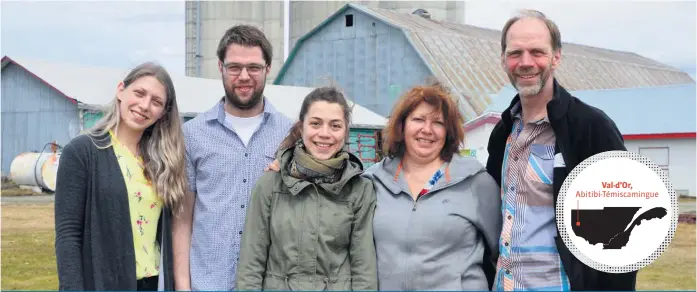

{"left": 172, "top": 25, "right": 292, "bottom": 291}
{"left": 485, "top": 10, "right": 636, "bottom": 291}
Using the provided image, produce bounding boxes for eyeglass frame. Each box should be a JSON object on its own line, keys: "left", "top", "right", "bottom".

{"left": 222, "top": 62, "right": 268, "bottom": 77}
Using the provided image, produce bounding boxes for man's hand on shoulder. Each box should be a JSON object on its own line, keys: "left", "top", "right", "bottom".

{"left": 264, "top": 159, "right": 280, "bottom": 172}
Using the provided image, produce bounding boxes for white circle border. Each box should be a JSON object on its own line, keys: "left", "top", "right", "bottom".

{"left": 555, "top": 150, "right": 679, "bottom": 274}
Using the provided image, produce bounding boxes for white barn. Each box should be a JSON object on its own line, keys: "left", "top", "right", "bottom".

{"left": 463, "top": 83, "right": 696, "bottom": 197}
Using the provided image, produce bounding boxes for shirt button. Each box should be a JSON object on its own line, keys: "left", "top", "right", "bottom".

{"left": 505, "top": 242, "right": 509, "bottom": 247}
{"left": 245, "top": 153, "right": 248, "bottom": 157}
{"left": 506, "top": 269, "right": 511, "bottom": 274}
{"left": 510, "top": 186, "right": 515, "bottom": 191}
{"left": 241, "top": 204, "right": 245, "bottom": 208}
{"left": 239, "top": 231, "right": 243, "bottom": 235}
{"left": 507, "top": 215, "right": 512, "bottom": 220}
{"left": 513, "top": 156, "right": 518, "bottom": 161}
{"left": 243, "top": 179, "right": 247, "bottom": 183}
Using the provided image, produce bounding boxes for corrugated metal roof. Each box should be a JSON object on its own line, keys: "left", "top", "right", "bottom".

{"left": 1, "top": 56, "right": 387, "bottom": 128}
{"left": 349, "top": 4, "right": 695, "bottom": 121}
{"left": 484, "top": 83, "right": 697, "bottom": 135}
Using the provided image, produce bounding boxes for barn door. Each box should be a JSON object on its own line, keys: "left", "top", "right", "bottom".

{"left": 348, "top": 129, "right": 381, "bottom": 168}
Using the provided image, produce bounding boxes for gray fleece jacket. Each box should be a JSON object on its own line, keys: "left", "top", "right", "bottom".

{"left": 362, "top": 154, "right": 502, "bottom": 291}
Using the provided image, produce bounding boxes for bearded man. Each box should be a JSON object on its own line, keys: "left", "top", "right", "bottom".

{"left": 173, "top": 24, "right": 292, "bottom": 291}
{"left": 485, "top": 10, "right": 636, "bottom": 291}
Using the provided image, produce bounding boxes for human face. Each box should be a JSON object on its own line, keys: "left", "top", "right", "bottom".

{"left": 117, "top": 75, "right": 167, "bottom": 133}
{"left": 302, "top": 101, "right": 347, "bottom": 161}
{"left": 219, "top": 44, "right": 269, "bottom": 110}
{"left": 502, "top": 17, "right": 561, "bottom": 97}
{"left": 403, "top": 102, "right": 446, "bottom": 163}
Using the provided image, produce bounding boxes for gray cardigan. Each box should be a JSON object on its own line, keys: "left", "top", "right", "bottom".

{"left": 54, "top": 133, "right": 174, "bottom": 291}
{"left": 363, "top": 154, "right": 502, "bottom": 291}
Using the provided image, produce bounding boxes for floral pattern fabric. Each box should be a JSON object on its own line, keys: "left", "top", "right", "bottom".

{"left": 110, "top": 131, "right": 163, "bottom": 280}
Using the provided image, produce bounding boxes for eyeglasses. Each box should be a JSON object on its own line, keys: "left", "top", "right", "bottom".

{"left": 223, "top": 62, "right": 267, "bottom": 76}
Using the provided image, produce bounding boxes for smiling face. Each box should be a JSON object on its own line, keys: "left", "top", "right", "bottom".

{"left": 301, "top": 101, "right": 347, "bottom": 160}
{"left": 403, "top": 102, "right": 446, "bottom": 163}
{"left": 502, "top": 17, "right": 561, "bottom": 97}
{"left": 117, "top": 75, "right": 167, "bottom": 134}
{"left": 219, "top": 44, "right": 269, "bottom": 110}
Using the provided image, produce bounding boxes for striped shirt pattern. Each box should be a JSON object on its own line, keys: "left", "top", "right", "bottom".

{"left": 183, "top": 98, "right": 292, "bottom": 291}
{"left": 493, "top": 102, "right": 570, "bottom": 291}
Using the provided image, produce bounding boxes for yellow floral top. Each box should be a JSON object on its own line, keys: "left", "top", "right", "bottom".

{"left": 110, "top": 131, "right": 163, "bottom": 280}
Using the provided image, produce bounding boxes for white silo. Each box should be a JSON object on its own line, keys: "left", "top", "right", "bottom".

{"left": 185, "top": 0, "right": 465, "bottom": 82}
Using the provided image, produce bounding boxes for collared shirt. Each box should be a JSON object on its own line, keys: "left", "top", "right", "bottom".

{"left": 493, "top": 102, "right": 570, "bottom": 291}
{"left": 183, "top": 98, "right": 292, "bottom": 290}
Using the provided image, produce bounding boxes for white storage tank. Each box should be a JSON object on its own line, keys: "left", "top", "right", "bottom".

{"left": 9, "top": 151, "right": 61, "bottom": 193}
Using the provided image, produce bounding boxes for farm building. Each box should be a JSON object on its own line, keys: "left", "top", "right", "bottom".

{"left": 0, "top": 56, "right": 387, "bottom": 177}
{"left": 273, "top": 3, "right": 695, "bottom": 121}
{"left": 463, "top": 83, "right": 697, "bottom": 197}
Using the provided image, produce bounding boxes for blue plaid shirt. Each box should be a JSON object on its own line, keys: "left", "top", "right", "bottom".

{"left": 183, "top": 98, "right": 292, "bottom": 290}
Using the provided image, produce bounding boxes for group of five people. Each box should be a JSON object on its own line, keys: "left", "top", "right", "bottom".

{"left": 54, "top": 10, "right": 637, "bottom": 291}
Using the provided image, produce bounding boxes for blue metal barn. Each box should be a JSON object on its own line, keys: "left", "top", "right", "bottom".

{"left": 274, "top": 3, "right": 694, "bottom": 122}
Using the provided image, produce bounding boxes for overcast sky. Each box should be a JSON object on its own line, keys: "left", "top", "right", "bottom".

{"left": 2, "top": 1, "right": 695, "bottom": 80}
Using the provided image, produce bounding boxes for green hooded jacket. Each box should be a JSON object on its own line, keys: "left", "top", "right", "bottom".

{"left": 235, "top": 145, "right": 378, "bottom": 291}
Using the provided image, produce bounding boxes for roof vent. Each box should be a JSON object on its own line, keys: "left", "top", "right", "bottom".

{"left": 412, "top": 8, "right": 431, "bottom": 19}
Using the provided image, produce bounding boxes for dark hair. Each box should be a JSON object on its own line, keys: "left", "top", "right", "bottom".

{"left": 217, "top": 25, "right": 273, "bottom": 66}
{"left": 382, "top": 80, "right": 465, "bottom": 162}
{"left": 501, "top": 9, "right": 562, "bottom": 55}
{"left": 278, "top": 86, "right": 353, "bottom": 151}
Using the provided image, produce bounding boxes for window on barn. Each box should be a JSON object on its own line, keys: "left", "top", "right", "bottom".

{"left": 639, "top": 147, "right": 670, "bottom": 176}
{"left": 345, "top": 14, "right": 353, "bottom": 27}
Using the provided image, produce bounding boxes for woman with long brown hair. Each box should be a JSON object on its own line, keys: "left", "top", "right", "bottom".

{"left": 54, "top": 62, "right": 188, "bottom": 291}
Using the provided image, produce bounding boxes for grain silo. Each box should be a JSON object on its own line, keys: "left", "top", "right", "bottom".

{"left": 184, "top": 0, "right": 465, "bottom": 82}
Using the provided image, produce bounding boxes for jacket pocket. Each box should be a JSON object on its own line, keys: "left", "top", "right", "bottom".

{"left": 320, "top": 199, "right": 354, "bottom": 248}
{"left": 525, "top": 144, "right": 555, "bottom": 206}
{"left": 264, "top": 145, "right": 278, "bottom": 163}
{"left": 526, "top": 144, "right": 555, "bottom": 185}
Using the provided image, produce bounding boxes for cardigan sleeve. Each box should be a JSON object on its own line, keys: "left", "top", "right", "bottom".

{"left": 54, "top": 139, "right": 89, "bottom": 290}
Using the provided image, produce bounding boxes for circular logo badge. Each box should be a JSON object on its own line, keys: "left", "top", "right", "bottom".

{"left": 556, "top": 150, "right": 678, "bottom": 274}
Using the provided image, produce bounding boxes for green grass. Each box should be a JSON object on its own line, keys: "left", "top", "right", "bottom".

{"left": 2, "top": 230, "right": 58, "bottom": 289}
{"left": 637, "top": 223, "right": 696, "bottom": 290}
{"left": 1, "top": 203, "right": 695, "bottom": 290}
{"left": 680, "top": 196, "right": 696, "bottom": 204}
{"left": 1, "top": 204, "right": 57, "bottom": 290}
{"left": 1, "top": 187, "right": 45, "bottom": 197}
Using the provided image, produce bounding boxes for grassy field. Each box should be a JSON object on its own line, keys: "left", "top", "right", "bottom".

{"left": 1, "top": 181, "right": 46, "bottom": 197}
{"left": 1, "top": 203, "right": 695, "bottom": 290}
{"left": 2, "top": 204, "right": 57, "bottom": 290}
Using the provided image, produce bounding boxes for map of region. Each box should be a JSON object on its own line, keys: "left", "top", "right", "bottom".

{"left": 570, "top": 207, "right": 667, "bottom": 249}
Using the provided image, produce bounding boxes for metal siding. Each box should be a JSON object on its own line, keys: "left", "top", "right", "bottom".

{"left": 353, "top": 4, "right": 695, "bottom": 121}
{"left": 277, "top": 7, "right": 430, "bottom": 118}
{"left": 1, "top": 64, "right": 80, "bottom": 174}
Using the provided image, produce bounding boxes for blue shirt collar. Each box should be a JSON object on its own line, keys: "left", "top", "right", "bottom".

{"left": 205, "top": 96, "right": 279, "bottom": 125}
